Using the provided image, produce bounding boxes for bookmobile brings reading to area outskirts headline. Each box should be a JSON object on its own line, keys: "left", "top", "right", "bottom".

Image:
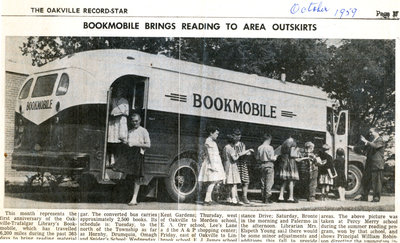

{"left": 82, "top": 22, "right": 318, "bottom": 31}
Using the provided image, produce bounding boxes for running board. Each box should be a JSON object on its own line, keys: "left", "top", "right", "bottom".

{"left": 98, "top": 179, "right": 116, "bottom": 185}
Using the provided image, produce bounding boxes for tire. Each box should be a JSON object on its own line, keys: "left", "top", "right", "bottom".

{"left": 77, "top": 174, "right": 99, "bottom": 202}
{"left": 164, "top": 158, "right": 198, "bottom": 202}
{"left": 345, "top": 164, "right": 363, "bottom": 199}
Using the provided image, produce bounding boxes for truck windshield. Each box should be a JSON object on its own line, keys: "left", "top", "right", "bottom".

{"left": 19, "top": 78, "right": 33, "bottom": 99}
{"left": 31, "top": 74, "right": 58, "bottom": 98}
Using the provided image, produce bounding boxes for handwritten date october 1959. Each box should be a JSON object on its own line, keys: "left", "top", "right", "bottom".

{"left": 290, "top": 2, "right": 358, "bottom": 18}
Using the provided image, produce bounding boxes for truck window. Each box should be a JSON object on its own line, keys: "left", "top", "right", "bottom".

{"left": 19, "top": 78, "right": 33, "bottom": 99}
{"left": 31, "top": 74, "right": 58, "bottom": 97}
{"left": 132, "top": 81, "right": 145, "bottom": 110}
{"left": 326, "top": 108, "right": 334, "bottom": 135}
{"left": 56, "top": 73, "right": 69, "bottom": 96}
{"left": 336, "top": 112, "right": 346, "bottom": 135}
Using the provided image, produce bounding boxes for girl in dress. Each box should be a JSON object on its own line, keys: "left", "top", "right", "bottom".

{"left": 231, "top": 128, "right": 253, "bottom": 204}
{"left": 198, "top": 126, "right": 226, "bottom": 205}
{"left": 334, "top": 148, "right": 346, "bottom": 201}
{"left": 278, "top": 137, "right": 300, "bottom": 203}
{"left": 223, "top": 133, "right": 254, "bottom": 205}
{"left": 108, "top": 87, "right": 129, "bottom": 166}
{"left": 318, "top": 145, "right": 336, "bottom": 201}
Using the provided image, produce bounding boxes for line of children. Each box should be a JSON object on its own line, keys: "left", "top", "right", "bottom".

{"left": 299, "top": 143, "right": 346, "bottom": 202}
{"left": 198, "top": 126, "right": 348, "bottom": 205}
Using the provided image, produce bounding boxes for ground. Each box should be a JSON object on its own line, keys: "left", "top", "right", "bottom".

{"left": 3, "top": 183, "right": 395, "bottom": 211}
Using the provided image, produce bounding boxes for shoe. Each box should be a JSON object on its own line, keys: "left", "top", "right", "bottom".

{"left": 355, "top": 197, "right": 368, "bottom": 201}
{"left": 203, "top": 201, "right": 212, "bottom": 206}
{"left": 127, "top": 202, "right": 137, "bottom": 206}
{"left": 277, "top": 198, "right": 285, "bottom": 203}
{"left": 242, "top": 198, "right": 250, "bottom": 204}
{"left": 231, "top": 199, "right": 244, "bottom": 206}
{"left": 371, "top": 198, "right": 380, "bottom": 203}
{"left": 265, "top": 198, "right": 273, "bottom": 204}
{"left": 308, "top": 197, "right": 316, "bottom": 202}
{"left": 287, "top": 198, "right": 298, "bottom": 203}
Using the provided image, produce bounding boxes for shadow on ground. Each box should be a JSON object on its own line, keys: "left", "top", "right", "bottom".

{"left": 4, "top": 181, "right": 170, "bottom": 204}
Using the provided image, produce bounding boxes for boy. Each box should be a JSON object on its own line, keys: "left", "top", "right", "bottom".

{"left": 256, "top": 133, "right": 277, "bottom": 203}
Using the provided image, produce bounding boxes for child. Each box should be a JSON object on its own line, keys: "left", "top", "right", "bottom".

{"left": 223, "top": 133, "right": 253, "bottom": 205}
{"left": 108, "top": 87, "right": 129, "bottom": 167}
{"left": 256, "top": 133, "right": 277, "bottom": 203}
{"left": 231, "top": 128, "right": 253, "bottom": 204}
{"left": 334, "top": 148, "right": 346, "bottom": 201}
{"left": 198, "top": 126, "right": 226, "bottom": 205}
{"left": 278, "top": 137, "right": 300, "bottom": 203}
{"left": 302, "top": 142, "right": 320, "bottom": 202}
{"left": 318, "top": 144, "right": 336, "bottom": 201}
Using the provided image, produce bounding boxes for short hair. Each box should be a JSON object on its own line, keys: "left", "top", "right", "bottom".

{"left": 336, "top": 148, "right": 345, "bottom": 156}
{"left": 263, "top": 133, "right": 272, "bottom": 140}
{"left": 370, "top": 127, "right": 380, "bottom": 133}
{"left": 130, "top": 113, "right": 141, "bottom": 121}
{"left": 226, "top": 134, "right": 236, "bottom": 144}
{"left": 206, "top": 125, "right": 219, "bottom": 135}
{"left": 305, "top": 141, "right": 314, "bottom": 149}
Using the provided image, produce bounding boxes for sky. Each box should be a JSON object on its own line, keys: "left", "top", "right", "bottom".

{"left": 5, "top": 36, "right": 36, "bottom": 73}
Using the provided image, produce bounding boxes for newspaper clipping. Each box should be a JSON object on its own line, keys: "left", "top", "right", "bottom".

{"left": 1, "top": 0, "right": 399, "bottom": 242}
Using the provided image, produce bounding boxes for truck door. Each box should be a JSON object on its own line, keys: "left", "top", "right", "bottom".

{"left": 334, "top": 110, "right": 349, "bottom": 174}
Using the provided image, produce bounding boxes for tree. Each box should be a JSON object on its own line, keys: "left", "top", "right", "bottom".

{"left": 20, "top": 37, "right": 175, "bottom": 66}
{"left": 20, "top": 37, "right": 394, "bottom": 147}
{"left": 324, "top": 40, "right": 395, "bottom": 145}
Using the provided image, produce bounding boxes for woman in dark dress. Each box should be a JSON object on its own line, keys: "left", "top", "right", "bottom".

{"left": 334, "top": 148, "right": 346, "bottom": 201}
{"left": 113, "top": 114, "right": 151, "bottom": 206}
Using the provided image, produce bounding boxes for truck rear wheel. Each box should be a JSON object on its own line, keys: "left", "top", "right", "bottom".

{"left": 345, "top": 164, "right": 363, "bottom": 199}
{"left": 164, "top": 158, "right": 198, "bottom": 202}
{"left": 78, "top": 174, "right": 98, "bottom": 202}
{"left": 78, "top": 174, "right": 98, "bottom": 192}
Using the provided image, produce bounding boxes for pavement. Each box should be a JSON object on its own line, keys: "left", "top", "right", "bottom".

{"left": 3, "top": 183, "right": 395, "bottom": 211}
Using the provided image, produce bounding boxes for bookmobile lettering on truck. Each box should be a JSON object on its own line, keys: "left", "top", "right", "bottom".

{"left": 12, "top": 49, "right": 366, "bottom": 202}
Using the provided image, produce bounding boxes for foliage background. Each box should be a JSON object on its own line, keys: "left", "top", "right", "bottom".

{"left": 20, "top": 37, "right": 395, "bottom": 158}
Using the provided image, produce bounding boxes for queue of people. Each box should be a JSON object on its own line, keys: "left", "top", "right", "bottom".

{"left": 198, "top": 126, "right": 349, "bottom": 206}
{"left": 107, "top": 86, "right": 151, "bottom": 206}
{"left": 107, "top": 85, "right": 384, "bottom": 206}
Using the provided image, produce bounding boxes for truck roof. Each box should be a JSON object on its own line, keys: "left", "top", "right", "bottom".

{"left": 37, "top": 49, "right": 327, "bottom": 101}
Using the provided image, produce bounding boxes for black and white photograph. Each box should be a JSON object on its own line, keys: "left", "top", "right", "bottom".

{"left": 4, "top": 36, "right": 395, "bottom": 211}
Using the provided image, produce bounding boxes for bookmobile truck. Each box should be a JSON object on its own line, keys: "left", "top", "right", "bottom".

{"left": 12, "top": 49, "right": 366, "bottom": 202}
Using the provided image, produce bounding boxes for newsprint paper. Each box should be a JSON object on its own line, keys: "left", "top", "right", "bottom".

{"left": 1, "top": 0, "right": 400, "bottom": 242}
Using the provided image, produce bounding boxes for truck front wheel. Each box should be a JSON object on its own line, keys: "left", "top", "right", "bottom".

{"left": 164, "top": 158, "right": 198, "bottom": 202}
{"left": 346, "top": 164, "right": 363, "bottom": 199}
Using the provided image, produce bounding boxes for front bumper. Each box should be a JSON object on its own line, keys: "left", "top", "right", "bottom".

{"left": 12, "top": 151, "right": 90, "bottom": 173}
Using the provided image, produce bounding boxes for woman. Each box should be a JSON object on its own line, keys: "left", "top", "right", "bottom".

{"left": 278, "top": 137, "right": 300, "bottom": 203}
{"left": 198, "top": 126, "right": 226, "bottom": 205}
{"left": 113, "top": 114, "right": 151, "bottom": 205}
